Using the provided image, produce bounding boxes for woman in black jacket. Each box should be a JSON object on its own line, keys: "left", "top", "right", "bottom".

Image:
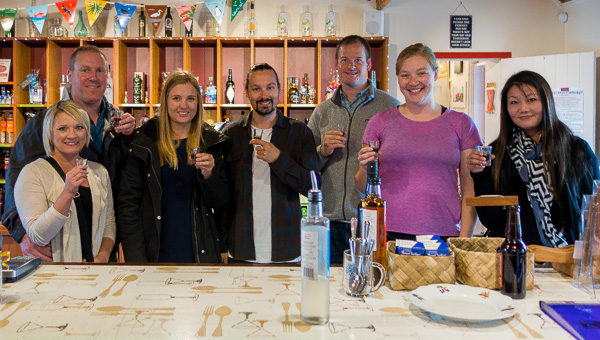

{"left": 467, "top": 70, "right": 599, "bottom": 247}
{"left": 118, "top": 70, "right": 228, "bottom": 263}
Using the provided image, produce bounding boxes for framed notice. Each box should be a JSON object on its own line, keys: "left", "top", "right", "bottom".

{"left": 0, "top": 59, "right": 11, "bottom": 82}
{"left": 451, "top": 81, "right": 466, "bottom": 109}
{"left": 450, "top": 15, "right": 472, "bottom": 48}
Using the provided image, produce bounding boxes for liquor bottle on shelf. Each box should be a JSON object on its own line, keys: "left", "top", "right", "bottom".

{"left": 133, "top": 74, "right": 142, "bottom": 104}
{"left": 139, "top": 5, "right": 147, "bottom": 37}
{"left": 114, "top": 15, "right": 123, "bottom": 37}
{"left": 213, "top": 19, "right": 221, "bottom": 37}
{"left": 500, "top": 205, "right": 527, "bottom": 299}
{"left": 105, "top": 66, "right": 114, "bottom": 105}
{"left": 371, "top": 70, "right": 377, "bottom": 90}
{"left": 277, "top": 5, "right": 288, "bottom": 37}
{"left": 145, "top": 91, "right": 149, "bottom": 104}
{"left": 44, "top": 80, "right": 47, "bottom": 104}
{"left": 245, "top": 1, "right": 257, "bottom": 37}
{"left": 0, "top": 87, "right": 6, "bottom": 105}
{"left": 358, "top": 161, "right": 387, "bottom": 269}
{"left": 185, "top": 23, "right": 193, "bottom": 37}
{"left": 300, "top": 73, "right": 310, "bottom": 104}
{"left": 49, "top": 18, "right": 68, "bottom": 37}
{"left": 300, "top": 170, "right": 330, "bottom": 325}
{"left": 225, "top": 69, "right": 235, "bottom": 104}
{"left": 9, "top": 89, "right": 13, "bottom": 104}
{"left": 123, "top": 91, "right": 129, "bottom": 104}
{"left": 0, "top": 113, "right": 6, "bottom": 143}
{"left": 205, "top": 77, "right": 217, "bottom": 104}
{"left": 74, "top": 10, "right": 88, "bottom": 37}
{"left": 325, "top": 5, "right": 337, "bottom": 37}
{"left": 6, "top": 112, "right": 13, "bottom": 144}
{"left": 164, "top": 7, "right": 173, "bottom": 37}
{"left": 300, "top": 5, "right": 313, "bottom": 37}
{"left": 288, "top": 78, "right": 299, "bottom": 104}
{"left": 59, "top": 75, "right": 68, "bottom": 100}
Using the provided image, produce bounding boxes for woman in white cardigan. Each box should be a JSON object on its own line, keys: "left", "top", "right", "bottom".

{"left": 14, "top": 100, "right": 115, "bottom": 262}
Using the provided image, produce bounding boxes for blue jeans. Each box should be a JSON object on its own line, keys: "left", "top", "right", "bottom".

{"left": 330, "top": 221, "right": 351, "bottom": 265}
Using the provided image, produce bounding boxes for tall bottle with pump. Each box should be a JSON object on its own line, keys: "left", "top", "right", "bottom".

{"left": 358, "top": 161, "right": 387, "bottom": 269}
{"left": 225, "top": 69, "right": 235, "bottom": 104}
{"left": 301, "top": 171, "right": 330, "bottom": 325}
{"left": 139, "top": 5, "right": 147, "bottom": 37}
{"left": 500, "top": 205, "right": 527, "bottom": 299}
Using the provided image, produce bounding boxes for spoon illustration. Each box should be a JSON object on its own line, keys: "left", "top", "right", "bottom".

{"left": 294, "top": 302, "right": 311, "bottom": 332}
{"left": 34, "top": 273, "right": 98, "bottom": 277}
{"left": 212, "top": 306, "right": 232, "bottom": 337}
{"left": 112, "top": 274, "right": 138, "bottom": 296}
{"left": 0, "top": 301, "right": 30, "bottom": 328}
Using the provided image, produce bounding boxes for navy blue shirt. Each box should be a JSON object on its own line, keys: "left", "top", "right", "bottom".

{"left": 158, "top": 139, "right": 196, "bottom": 263}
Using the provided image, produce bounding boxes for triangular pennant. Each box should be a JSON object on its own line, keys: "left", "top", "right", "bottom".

{"left": 25, "top": 5, "right": 48, "bottom": 35}
{"left": 231, "top": 0, "right": 247, "bottom": 22}
{"left": 205, "top": 0, "right": 225, "bottom": 26}
{"left": 146, "top": 5, "right": 167, "bottom": 34}
{"left": 175, "top": 3, "right": 197, "bottom": 32}
{"left": 114, "top": 3, "right": 136, "bottom": 30}
{"left": 56, "top": 0, "right": 78, "bottom": 27}
{"left": 0, "top": 8, "right": 18, "bottom": 34}
{"left": 84, "top": 0, "right": 107, "bottom": 28}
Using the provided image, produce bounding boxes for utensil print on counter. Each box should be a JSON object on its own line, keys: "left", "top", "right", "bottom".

{"left": 109, "top": 267, "right": 145, "bottom": 274}
{"left": 249, "top": 320, "right": 275, "bottom": 338}
{"left": 113, "top": 274, "right": 138, "bottom": 296}
{"left": 293, "top": 303, "right": 311, "bottom": 333}
{"left": 514, "top": 313, "right": 543, "bottom": 338}
{"left": 328, "top": 322, "right": 376, "bottom": 333}
{"left": 0, "top": 301, "right": 30, "bottom": 328}
{"left": 212, "top": 306, "right": 232, "bottom": 337}
{"left": 156, "top": 266, "right": 219, "bottom": 274}
{"left": 99, "top": 274, "right": 124, "bottom": 297}
{"left": 281, "top": 302, "right": 292, "bottom": 333}
{"left": 33, "top": 273, "right": 98, "bottom": 280}
{"left": 232, "top": 311, "right": 259, "bottom": 329}
{"left": 136, "top": 294, "right": 199, "bottom": 301}
{"left": 196, "top": 305, "right": 214, "bottom": 337}
{"left": 192, "top": 286, "right": 262, "bottom": 294}
{"left": 503, "top": 318, "right": 527, "bottom": 338}
{"left": 16, "top": 321, "right": 68, "bottom": 334}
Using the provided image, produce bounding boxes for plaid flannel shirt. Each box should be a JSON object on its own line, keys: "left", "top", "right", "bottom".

{"left": 223, "top": 111, "right": 319, "bottom": 262}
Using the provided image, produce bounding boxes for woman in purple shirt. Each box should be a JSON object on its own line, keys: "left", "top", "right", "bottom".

{"left": 355, "top": 43, "right": 482, "bottom": 240}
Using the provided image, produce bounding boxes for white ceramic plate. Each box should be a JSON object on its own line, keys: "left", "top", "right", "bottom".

{"left": 410, "top": 284, "right": 518, "bottom": 322}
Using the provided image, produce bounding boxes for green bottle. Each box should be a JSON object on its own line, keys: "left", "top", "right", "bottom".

{"left": 74, "top": 11, "right": 88, "bottom": 38}
{"left": 133, "top": 74, "right": 142, "bottom": 104}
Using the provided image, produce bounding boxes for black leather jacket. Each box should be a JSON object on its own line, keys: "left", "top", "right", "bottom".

{"left": 117, "top": 118, "right": 228, "bottom": 263}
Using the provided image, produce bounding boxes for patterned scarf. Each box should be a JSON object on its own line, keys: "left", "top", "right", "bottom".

{"left": 508, "top": 128, "right": 568, "bottom": 248}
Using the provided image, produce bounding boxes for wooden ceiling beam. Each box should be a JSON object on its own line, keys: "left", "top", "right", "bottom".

{"left": 376, "top": 0, "right": 392, "bottom": 10}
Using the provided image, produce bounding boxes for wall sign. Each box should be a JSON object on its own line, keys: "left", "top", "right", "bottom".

{"left": 450, "top": 15, "right": 472, "bottom": 48}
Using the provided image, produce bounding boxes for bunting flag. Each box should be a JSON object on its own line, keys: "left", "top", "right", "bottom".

{"left": 25, "top": 5, "right": 48, "bottom": 35}
{"left": 85, "top": 0, "right": 107, "bottom": 28}
{"left": 175, "top": 3, "right": 197, "bottom": 32}
{"left": 146, "top": 5, "right": 167, "bottom": 34}
{"left": 114, "top": 3, "right": 136, "bottom": 30}
{"left": 231, "top": 0, "right": 246, "bottom": 22}
{"left": 205, "top": 0, "right": 225, "bottom": 26}
{"left": 0, "top": 8, "right": 18, "bottom": 34}
{"left": 56, "top": 0, "right": 77, "bottom": 27}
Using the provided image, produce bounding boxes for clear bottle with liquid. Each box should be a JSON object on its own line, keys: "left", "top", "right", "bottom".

{"left": 301, "top": 171, "right": 330, "bottom": 325}
{"left": 299, "top": 5, "right": 313, "bottom": 37}
{"left": 114, "top": 15, "right": 123, "bottom": 37}
{"left": 500, "top": 205, "right": 527, "bottom": 299}
{"left": 49, "top": 18, "right": 68, "bottom": 37}
{"left": 277, "top": 5, "right": 288, "bottom": 37}
{"left": 205, "top": 76, "right": 217, "bottom": 104}
{"left": 287, "top": 78, "right": 299, "bottom": 104}
{"left": 225, "top": 69, "right": 235, "bottom": 104}
{"left": 245, "top": 1, "right": 257, "bottom": 37}
{"left": 105, "top": 66, "right": 114, "bottom": 105}
{"left": 358, "top": 161, "right": 387, "bottom": 269}
{"left": 325, "top": 5, "right": 337, "bottom": 37}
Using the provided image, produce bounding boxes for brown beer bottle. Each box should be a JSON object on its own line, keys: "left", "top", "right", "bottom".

{"left": 500, "top": 205, "right": 527, "bottom": 299}
{"left": 358, "top": 161, "right": 387, "bottom": 269}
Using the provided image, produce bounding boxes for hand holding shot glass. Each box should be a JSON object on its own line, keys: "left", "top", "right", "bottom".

{"left": 475, "top": 145, "right": 493, "bottom": 166}
{"left": 368, "top": 140, "right": 380, "bottom": 161}
{"left": 190, "top": 147, "right": 215, "bottom": 179}
{"left": 467, "top": 145, "right": 494, "bottom": 173}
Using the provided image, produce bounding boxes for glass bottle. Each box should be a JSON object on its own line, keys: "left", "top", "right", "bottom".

{"left": 358, "top": 161, "right": 387, "bottom": 269}
{"left": 133, "top": 74, "right": 142, "bottom": 104}
{"left": 164, "top": 7, "right": 173, "bottom": 37}
{"left": 301, "top": 171, "right": 330, "bottom": 325}
{"left": 0, "top": 113, "right": 6, "bottom": 144}
{"left": 287, "top": 78, "right": 299, "bottom": 104}
{"left": 213, "top": 19, "right": 221, "bottom": 37}
{"left": 277, "top": 5, "right": 288, "bottom": 37}
{"left": 6, "top": 112, "right": 13, "bottom": 144}
{"left": 139, "top": 5, "right": 147, "bottom": 37}
{"left": 49, "top": 18, "right": 68, "bottom": 37}
{"left": 105, "top": 66, "right": 114, "bottom": 105}
{"left": 205, "top": 76, "right": 216, "bottom": 104}
{"left": 185, "top": 23, "right": 193, "bottom": 37}
{"left": 225, "top": 69, "right": 235, "bottom": 104}
{"left": 245, "top": 1, "right": 257, "bottom": 37}
{"left": 74, "top": 11, "right": 88, "bottom": 38}
{"left": 371, "top": 70, "right": 377, "bottom": 90}
{"left": 123, "top": 91, "right": 129, "bottom": 104}
{"left": 325, "top": 5, "right": 336, "bottom": 37}
{"left": 301, "top": 73, "right": 309, "bottom": 104}
{"left": 299, "top": 5, "right": 313, "bottom": 37}
{"left": 500, "top": 205, "right": 527, "bottom": 299}
{"left": 114, "top": 15, "right": 123, "bottom": 37}
{"left": 0, "top": 87, "right": 5, "bottom": 105}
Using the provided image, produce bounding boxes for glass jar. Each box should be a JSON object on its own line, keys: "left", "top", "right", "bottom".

{"left": 49, "top": 18, "right": 68, "bottom": 37}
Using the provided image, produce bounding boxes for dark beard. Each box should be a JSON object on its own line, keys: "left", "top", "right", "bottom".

{"left": 253, "top": 100, "right": 276, "bottom": 116}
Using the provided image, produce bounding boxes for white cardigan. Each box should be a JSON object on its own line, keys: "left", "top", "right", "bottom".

{"left": 14, "top": 158, "right": 116, "bottom": 262}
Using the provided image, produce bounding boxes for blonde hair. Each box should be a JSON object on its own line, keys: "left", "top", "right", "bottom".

{"left": 395, "top": 43, "right": 438, "bottom": 75}
{"left": 43, "top": 100, "right": 91, "bottom": 157}
{"left": 157, "top": 69, "right": 204, "bottom": 169}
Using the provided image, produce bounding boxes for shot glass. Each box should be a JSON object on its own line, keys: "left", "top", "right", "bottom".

{"left": 76, "top": 158, "right": 88, "bottom": 167}
{"left": 337, "top": 124, "right": 347, "bottom": 138}
{"left": 112, "top": 111, "right": 122, "bottom": 129}
{"left": 475, "top": 145, "right": 492, "bottom": 166}
{"left": 252, "top": 128, "right": 263, "bottom": 140}
{"left": 190, "top": 147, "right": 201, "bottom": 166}
{"left": 368, "top": 140, "right": 380, "bottom": 160}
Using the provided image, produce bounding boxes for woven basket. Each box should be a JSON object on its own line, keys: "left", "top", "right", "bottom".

{"left": 448, "top": 237, "right": 534, "bottom": 290}
{"left": 386, "top": 241, "right": 455, "bottom": 290}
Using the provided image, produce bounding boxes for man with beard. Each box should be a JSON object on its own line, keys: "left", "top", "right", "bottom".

{"left": 222, "top": 63, "right": 319, "bottom": 263}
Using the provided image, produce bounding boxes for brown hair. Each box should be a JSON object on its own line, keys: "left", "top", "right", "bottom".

{"left": 395, "top": 43, "right": 438, "bottom": 75}
{"left": 335, "top": 35, "right": 371, "bottom": 61}
{"left": 69, "top": 45, "right": 109, "bottom": 72}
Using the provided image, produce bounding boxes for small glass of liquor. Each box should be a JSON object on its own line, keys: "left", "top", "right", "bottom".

{"left": 190, "top": 147, "right": 201, "bottom": 166}
{"left": 475, "top": 145, "right": 493, "bottom": 166}
{"left": 336, "top": 124, "right": 346, "bottom": 137}
{"left": 112, "top": 111, "right": 122, "bottom": 129}
{"left": 368, "top": 140, "right": 380, "bottom": 160}
{"left": 76, "top": 158, "right": 88, "bottom": 167}
{"left": 252, "top": 128, "right": 263, "bottom": 140}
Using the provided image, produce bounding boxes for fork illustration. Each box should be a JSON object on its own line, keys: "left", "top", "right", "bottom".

{"left": 99, "top": 274, "right": 123, "bottom": 297}
{"left": 282, "top": 302, "right": 292, "bottom": 333}
{"left": 196, "top": 305, "right": 214, "bottom": 337}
